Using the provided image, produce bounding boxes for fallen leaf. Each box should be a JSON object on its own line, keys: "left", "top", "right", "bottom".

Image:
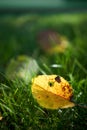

{"left": 32, "top": 75, "right": 75, "bottom": 109}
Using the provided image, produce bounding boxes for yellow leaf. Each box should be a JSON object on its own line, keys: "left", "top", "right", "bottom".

{"left": 0, "top": 116, "right": 3, "bottom": 121}
{"left": 0, "top": 113, "right": 3, "bottom": 121}
{"left": 32, "top": 75, "right": 75, "bottom": 109}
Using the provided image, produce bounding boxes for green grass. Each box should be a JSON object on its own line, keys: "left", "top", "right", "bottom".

{"left": 0, "top": 13, "right": 87, "bottom": 130}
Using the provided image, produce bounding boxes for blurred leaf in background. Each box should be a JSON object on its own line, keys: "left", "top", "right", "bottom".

{"left": 37, "top": 30, "right": 69, "bottom": 54}
{"left": 6, "top": 55, "right": 39, "bottom": 84}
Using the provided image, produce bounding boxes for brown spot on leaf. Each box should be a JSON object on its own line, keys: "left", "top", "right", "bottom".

{"left": 62, "top": 86, "right": 66, "bottom": 91}
{"left": 55, "top": 76, "right": 61, "bottom": 83}
{"left": 48, "top": 81, "right": 54, "bottom": 87}
{"left": 46, "top": 95, "right": 49, "bottom": 98}
{"left": 38, "top": 96, "right": 40, "bottom": 99}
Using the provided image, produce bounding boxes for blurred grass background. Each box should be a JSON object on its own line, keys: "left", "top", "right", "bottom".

{"left": 0, "top": 13, "right": 87, "bottom": 71}
{"left": 0, "top": 12, "right": 87, "bottom": 129}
